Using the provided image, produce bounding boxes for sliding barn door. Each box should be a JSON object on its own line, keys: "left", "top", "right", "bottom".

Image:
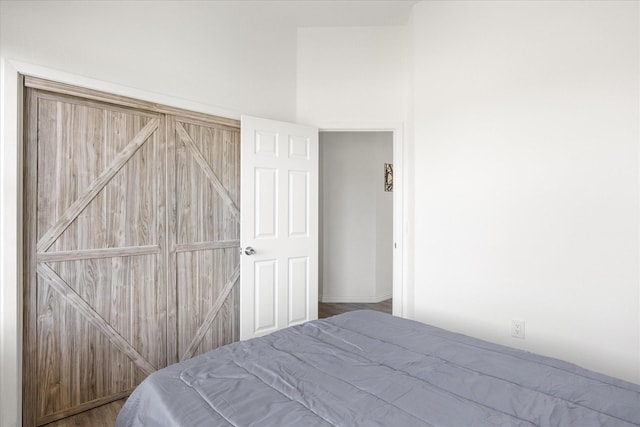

{"left": 23, "top": 79, "right": 241, "bottom": 426}
{"left": 23, "top": 89, "right": 168, "bottom": 426}
{"left": 172, "top": 117, "right": 240, "bottom": 362}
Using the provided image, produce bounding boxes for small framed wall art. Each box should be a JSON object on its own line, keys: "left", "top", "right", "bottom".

{"left": 384, "top": 163, "right": 393, "bottom": 192}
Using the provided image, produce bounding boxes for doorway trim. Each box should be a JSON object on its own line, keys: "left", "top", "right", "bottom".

{"left": 317, "top": 122, "right": 406, "bottom": 319}
{"left": 0, "top": 59, "right": 242, "bottom": 427}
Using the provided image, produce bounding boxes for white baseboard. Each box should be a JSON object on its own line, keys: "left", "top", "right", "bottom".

{"left": 320, "top": 293, "right": 392, "bottom": 304}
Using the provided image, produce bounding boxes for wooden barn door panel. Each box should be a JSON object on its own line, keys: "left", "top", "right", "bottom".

{"left": 24, "top": 80, "right": 242, "bottom": 426}
{"left": 35, "top": 255, "right": 160, "bottom": 418}
{"left": 173, "top": 118, "right": 240, "bottom": 361}
{"left": 34, "top": 93, "right": 163, "bottom": 253}
{"left": 24, "top": 88, "right": 167, "bottom": 426}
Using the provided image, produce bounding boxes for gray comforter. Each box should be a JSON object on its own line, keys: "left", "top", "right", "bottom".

{"left": 116, "top": 310, "right": 640, "bottom": 426}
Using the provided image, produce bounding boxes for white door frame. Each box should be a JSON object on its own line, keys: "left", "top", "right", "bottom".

{"left": 318, "top": 123, "right": 406, "bottom": 318}
{"left": 0, "top": 59, "right": 242, "bottom": 427}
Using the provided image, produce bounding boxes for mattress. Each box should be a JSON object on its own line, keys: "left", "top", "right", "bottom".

{"left": 116, "top": 310, "right": 640, "bottom": 426}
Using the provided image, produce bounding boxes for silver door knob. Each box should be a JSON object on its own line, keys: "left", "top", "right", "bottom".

{"left": 244, "top": 246, "right": 256, "bottom": 256}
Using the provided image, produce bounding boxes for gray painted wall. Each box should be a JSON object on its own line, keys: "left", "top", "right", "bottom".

{"left": 320, "top": 131, "right": 393, "bottom": 302}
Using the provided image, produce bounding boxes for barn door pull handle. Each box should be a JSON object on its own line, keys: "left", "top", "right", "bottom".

{"left": 244, "top": 246, "right": 256, "bottom": 256}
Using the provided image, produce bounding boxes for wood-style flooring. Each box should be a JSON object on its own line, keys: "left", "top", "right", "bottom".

{"left": 41, "top": 299, "right": 392, "bottom": 426}
{"left": 318, "top": 299, "right": 392, "bottom": 318}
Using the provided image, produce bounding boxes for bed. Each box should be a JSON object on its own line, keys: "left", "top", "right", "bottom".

{"left": 116, "top": 310, "right": 640, "bottom": 426}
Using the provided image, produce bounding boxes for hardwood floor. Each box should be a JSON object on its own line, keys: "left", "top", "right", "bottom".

{"left": 318, "top": 299, "right": 392, "bottom": 318}
{"left": 41, "top": 301, "right": 391, "bottom": 426}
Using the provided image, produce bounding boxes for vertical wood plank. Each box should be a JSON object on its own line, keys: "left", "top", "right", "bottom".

{"left": 23, "top": 88, "right": 40, "bottom": 427}
{"left": 165, "top": 115, "right": 178, "bottom": 366}
{"left": 154, "top": 114, "right": 168, "bottom": 371}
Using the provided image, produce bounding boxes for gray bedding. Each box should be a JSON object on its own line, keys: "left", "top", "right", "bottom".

{"left": 116, "top": 310, "right": 640, "bottom": 426}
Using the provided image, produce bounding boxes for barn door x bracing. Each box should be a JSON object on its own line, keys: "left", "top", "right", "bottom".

{"left": 23, "top": 79, "right": 240, "bottom": 426}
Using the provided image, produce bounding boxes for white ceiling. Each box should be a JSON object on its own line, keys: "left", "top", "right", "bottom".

{"left": 220, "top": 0, "right": 420, "bottom": 27}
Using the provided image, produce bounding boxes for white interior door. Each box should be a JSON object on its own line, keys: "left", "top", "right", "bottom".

{"left": 240, "top": 115, "right": 318, "bottom": 340}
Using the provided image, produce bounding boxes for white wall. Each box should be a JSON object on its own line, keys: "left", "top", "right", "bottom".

{"left": 411, "top": 0, "right": 640, "bottom": 383}
{"left": 297, "top": 26, "right": 408, "bottom": 126}
{"left": 320, "top": 132, "right": 393, "bottom": 302}
{"left": 0, "top": 1, "right": 299, "bottom": 121}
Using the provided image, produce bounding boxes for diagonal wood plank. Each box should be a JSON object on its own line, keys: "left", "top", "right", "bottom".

{"left": 180, "top": 265, "right": 240, "bottom": 361}
{"left": 37, "top": 118, "right": 160, "bottom": 253}
{"left": 176, "top": 122, "right": 240, "bottom": 220}
{"left": 37, "top": 263, "right": 157, "bottom": 375}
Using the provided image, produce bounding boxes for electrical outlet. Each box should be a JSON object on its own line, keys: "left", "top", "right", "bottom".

{"left": 511, "top": 319, "right": 525, "bottom": 339}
